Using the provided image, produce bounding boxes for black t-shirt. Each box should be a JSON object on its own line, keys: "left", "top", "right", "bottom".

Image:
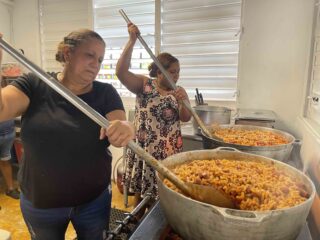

{"left": 10, "top": 73, "right": 124, "bottom": 208}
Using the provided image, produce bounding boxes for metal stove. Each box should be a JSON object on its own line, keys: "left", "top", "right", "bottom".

{"left": 106, "top": 195, "right": 152, "bottom": 240}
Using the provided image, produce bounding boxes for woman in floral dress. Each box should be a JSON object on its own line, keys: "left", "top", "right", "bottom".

{"left": 116, "top": 23, "right": 191, "bottom": 207}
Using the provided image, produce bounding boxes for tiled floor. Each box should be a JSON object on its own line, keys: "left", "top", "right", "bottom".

{"left": 0, "top": 168, "right": 134, "bottom": 240}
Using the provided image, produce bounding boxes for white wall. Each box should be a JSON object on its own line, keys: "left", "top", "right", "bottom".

{"left": 238, "top": 0, "right": 314, "bottom": 137}
{"left": 237, "top": 0, "right": 320, "bottom": 170}
{"left": 0, "top": 0, "right": 13, "bottom": 62}
{"left": 12, "top": 0, "right": 41, "bottom": 65}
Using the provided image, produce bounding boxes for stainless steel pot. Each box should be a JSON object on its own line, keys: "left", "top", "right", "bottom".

{"left": 157, "top": 148, "right": 315, "bottom": 240}
{"left": 201, "top": 124, "right": 296, "bottom": 162}
{"left": 192, "top": 105, "right": 231, "bottom": 133}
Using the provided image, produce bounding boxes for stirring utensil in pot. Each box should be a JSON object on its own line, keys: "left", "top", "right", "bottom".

{"left": 0, "top": 37, "right": 234, "bottom": 209}
{"left": 119, "top": 9, "right": 213, "bottom": 139}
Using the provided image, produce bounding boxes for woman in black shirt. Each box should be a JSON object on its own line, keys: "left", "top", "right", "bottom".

{"left": 0, "top": 29, "right": 134, "bottom": 240}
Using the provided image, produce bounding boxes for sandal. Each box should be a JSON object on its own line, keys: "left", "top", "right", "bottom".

{"left": 5, "top": 189, "right": 20, "bottom": 199}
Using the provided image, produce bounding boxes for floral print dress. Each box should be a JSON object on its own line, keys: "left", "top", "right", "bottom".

{"left": 123, "top": 79, "right": 183, "bottom": 198}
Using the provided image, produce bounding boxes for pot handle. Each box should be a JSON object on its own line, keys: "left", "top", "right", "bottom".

{"left": 213, "top": 208, "right": 270, "bottom": 224}
{"left": 293, "top": 139, "right": 302, "bottom": 146}
{"left": 215, "top": 147, "right": 241, "bottom": 152}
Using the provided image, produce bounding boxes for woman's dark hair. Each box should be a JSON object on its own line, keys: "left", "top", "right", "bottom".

{"left": 148, "top": 52, "right": 179, "bottom": 77}
{"left": 55, "top": 29, "right": 105, "bottom": 63}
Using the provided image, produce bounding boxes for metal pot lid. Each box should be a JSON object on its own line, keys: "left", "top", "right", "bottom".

{"left": 235, "top": 108, "right": 276, "bottom": 121}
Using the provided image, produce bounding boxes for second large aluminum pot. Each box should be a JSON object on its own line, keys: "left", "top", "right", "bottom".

{"left": 200, "top": 124, "right": 296, "bottom": 161}
{"left": 192, "top": 105, "right": 231, "bottom": 133}
{"left": 157, "top": 148, "right": 315, "bottom": 240}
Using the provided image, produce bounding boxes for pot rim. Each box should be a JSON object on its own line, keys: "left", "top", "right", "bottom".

{"left": 157, "top": 149, "right": 316, "bottom": 215}
{"left": 201, "top": 124, "right": 296, "bottom": 150}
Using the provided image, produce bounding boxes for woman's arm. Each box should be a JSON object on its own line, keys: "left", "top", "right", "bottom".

{"left": 172, "top": 86, "right": 192, "bottom": 122}
{"left": 106, "top": 109, "right": 126, "bottom": 121}
{"left": 179, "top": 101, "right": 192, "bottom": 122}
{"left": 99, "top": 109, "right": 135, "bottom": 147}
{"left": 0, "top": 86, "right": 30, "bottom": 121}
{"left": 0, "top": 34, "right": 29, "bottom": 121}
{"left": 116, "top": 23, "right": 148, "bottom": 95}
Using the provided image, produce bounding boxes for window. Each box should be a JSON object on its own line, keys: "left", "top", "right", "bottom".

{"left": 93, "top": 0, "right": 241, "bottom": 101}
{"left": 161, "top": 0, "right": 241, "bottom": 100}
{"left": 39, "top": 0, "right": 91, "bottom": 72}
{"left": 307, "top": 0, "right": 320, "bottom": 127}
{"left": 39, "top": 0, "right": 241, "bottom": 101}
{"left": 93, "top": 0, "right": 155, "bottom": 97}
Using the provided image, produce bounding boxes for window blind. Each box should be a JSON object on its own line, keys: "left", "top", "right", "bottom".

{"left": 39, "top": 0, "right": 90, "bottom": 72}
{"left": 161, "top": 0, "right": 241, "bottom": 100}
{"left": 40, "top": 0, "right": 241, "bottom": 101}
{"left": 93, "top": 0, "right": 155, "bottom": 97}
{"left": 308, "top": 0, "right": 320, "bottom": 126}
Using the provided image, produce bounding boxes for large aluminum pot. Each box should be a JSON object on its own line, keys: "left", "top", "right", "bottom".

{"left": 201, "top": 124, "right": 296, "bottom": 161}
{"left": 157, "top": 148, "right": 315, "bottom": 240}
{"left": 192, "top": 105, "right": 231, "bottom": 133}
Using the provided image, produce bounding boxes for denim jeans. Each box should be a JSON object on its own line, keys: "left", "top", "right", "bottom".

{"left": 20, "top": 186, "right": 112, "bottom": 240}
{"left": 0, "top": 131, "right": 15, "bottom": 161}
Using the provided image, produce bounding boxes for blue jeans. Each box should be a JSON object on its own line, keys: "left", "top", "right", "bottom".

{"left": 20, "top": 186, "right": 112, "bottom": 240}
{"left": 0, "top": 131, "right": 15, "bottom": 161}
